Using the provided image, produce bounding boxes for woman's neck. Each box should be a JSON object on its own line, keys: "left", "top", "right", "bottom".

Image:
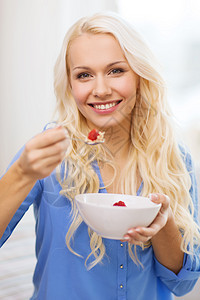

{"left": 103, "top": 120, "right": 132, "bottom": 162}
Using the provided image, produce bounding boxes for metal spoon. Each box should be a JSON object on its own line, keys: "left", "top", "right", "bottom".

{"left": 45, "top": 122, "right": 105, "bottom": 146}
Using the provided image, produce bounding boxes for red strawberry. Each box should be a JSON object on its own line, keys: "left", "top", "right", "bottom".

{"left": 113, "top": 201, "right": 126, "bottom": 207}
{"left": 88, "top": 129, "right": 100, "bottom": 141}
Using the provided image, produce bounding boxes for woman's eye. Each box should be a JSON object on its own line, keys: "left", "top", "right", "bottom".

{"left": 109, "top": 68, "right": 124, "bottom": 75}
{"left": 77, "top": 73, "right": 91, "bottom": 79}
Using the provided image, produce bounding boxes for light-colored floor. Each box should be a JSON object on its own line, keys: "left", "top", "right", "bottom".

{"left": 0, "top": 206, "right": 200, "bottom": 300}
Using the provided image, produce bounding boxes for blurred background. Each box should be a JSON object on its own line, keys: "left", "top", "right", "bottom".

{"left": 0, "top": 0, "right": 199, "bottom": 299}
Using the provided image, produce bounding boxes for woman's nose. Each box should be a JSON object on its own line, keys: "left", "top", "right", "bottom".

{"left": 92, "top": 76, "right": 112, "bottom": 98}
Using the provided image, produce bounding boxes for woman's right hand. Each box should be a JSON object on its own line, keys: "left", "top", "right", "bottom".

{"left": 16, "top": 126, "right": 69, "bottom": 180}
{"left": 0, "top": 126, "right": 69, "bottom": 238}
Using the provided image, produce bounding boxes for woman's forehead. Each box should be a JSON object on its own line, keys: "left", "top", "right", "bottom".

{"left": 68, "top": 33, "right": 126, "bottom": 68}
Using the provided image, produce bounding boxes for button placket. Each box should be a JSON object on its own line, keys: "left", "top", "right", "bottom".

{"left": 117, "top": 242, "right": 127, "bottom": 299}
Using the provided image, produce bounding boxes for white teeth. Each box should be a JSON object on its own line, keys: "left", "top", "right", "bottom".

{"left": 93, "top": 102, "right": 117, "bottom": 110}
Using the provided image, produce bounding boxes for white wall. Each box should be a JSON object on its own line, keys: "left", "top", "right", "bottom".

{"left": 117, "top": 0, "right": 200, "bottom": 167}
{"left": 0, "top": 0, "right": 118, "bottom": 174}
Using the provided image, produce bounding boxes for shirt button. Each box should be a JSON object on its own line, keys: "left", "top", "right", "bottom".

{"left": 120, "top": 264, "right": 124, "bottom": 269}
{"left": 120, "top": 243, "right": 123, "bottom": 247}
{"left": 120, "top": 284, "right": 123, "bottom": 289}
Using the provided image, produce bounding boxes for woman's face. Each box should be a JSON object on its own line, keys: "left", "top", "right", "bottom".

{"left": 68, "top": 33, "right": 139, "bottom": 130}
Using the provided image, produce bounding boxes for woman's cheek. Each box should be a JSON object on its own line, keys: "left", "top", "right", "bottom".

{"left": 72, "top": 83, "right": 91, "bottom": 105}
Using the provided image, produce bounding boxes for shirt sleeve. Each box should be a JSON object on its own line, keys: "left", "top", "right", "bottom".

{"left": 154, "top": 149, "right": 200, "bottom": 296}
{"left": 0, "top": 147, "right": 43, "bottom": 247}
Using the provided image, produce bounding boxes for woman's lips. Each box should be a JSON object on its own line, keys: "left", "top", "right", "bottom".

{"left": 88, "top": 100, "right": 122, "bottom": 114}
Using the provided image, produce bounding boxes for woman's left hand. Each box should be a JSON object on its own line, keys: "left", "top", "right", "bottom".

{"left": 122, "top": 193, "right": 171, "bottom": 245}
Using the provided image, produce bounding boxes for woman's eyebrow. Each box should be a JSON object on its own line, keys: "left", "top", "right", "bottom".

{"left": 72, "top": 60, "right": 127, "bottom": 71}
{"left": 72, "top": 66, "right": 91, "bottom": 71}
{"left": 106, "top": 60, "right": 127, "bottom": 68}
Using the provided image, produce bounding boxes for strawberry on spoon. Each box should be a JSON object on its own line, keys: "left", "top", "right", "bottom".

{"left": 86, "top": 129, "right": 105, "bottom": 145}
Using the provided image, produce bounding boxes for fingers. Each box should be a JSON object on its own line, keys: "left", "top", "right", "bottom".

{"left": 27, "top": 126, "right": 68, "bottom": 150}
{"left": 25, "top": 139, "right": 69, "bottom": 163}
{"left": 19, "top": 126, "right": 69, "bottom": 179}
{"left": 28, "top": 153, "right": 66, "bottom": 178}
{"left": 24, "top": 126, "right": 69, "bottom": 163}
{"left": 122, "top": 193, "right": 171, "bottom": 245}
{"left": 149, "top": 193, "right": 170, "bottom": 211}
{"left": 122, "top": 227, "right": 153, "bottom": 244}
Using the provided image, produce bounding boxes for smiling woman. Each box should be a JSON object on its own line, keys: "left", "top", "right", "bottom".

{"left": 0, "top": 11, "right": 200, "bottom": 300}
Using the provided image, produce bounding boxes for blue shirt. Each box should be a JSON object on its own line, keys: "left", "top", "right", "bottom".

{"left": 1, "top": 146, "right": 200, "bottom": 300}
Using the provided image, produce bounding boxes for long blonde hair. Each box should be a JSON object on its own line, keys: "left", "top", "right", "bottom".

{"left": 54, "top": 12, "right": 200, "bottom": 269}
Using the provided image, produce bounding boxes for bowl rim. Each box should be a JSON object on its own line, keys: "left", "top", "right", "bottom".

{"left": 75, "top": 193, "right": 161, "bottom": 210}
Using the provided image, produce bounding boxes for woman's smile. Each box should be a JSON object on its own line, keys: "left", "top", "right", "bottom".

{"left": 88, "top": 99, "right": 122, "bottom": 113}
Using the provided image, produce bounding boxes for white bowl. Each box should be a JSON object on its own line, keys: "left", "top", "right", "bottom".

{"left": 75, "top": 193, "right": 161, "bottom": 240}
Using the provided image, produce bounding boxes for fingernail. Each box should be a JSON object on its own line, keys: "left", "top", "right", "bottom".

{"left": 149, "top": 194, "right": 158, "bottom": 200}
{"left": 123, "top": 236, "right": 130, "bottom": 241}
{"left": 60, "top": 128, "right": 69, "bottom": 138}
{"left": 127, "top": 229, "right": 134, "bottom": 234}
